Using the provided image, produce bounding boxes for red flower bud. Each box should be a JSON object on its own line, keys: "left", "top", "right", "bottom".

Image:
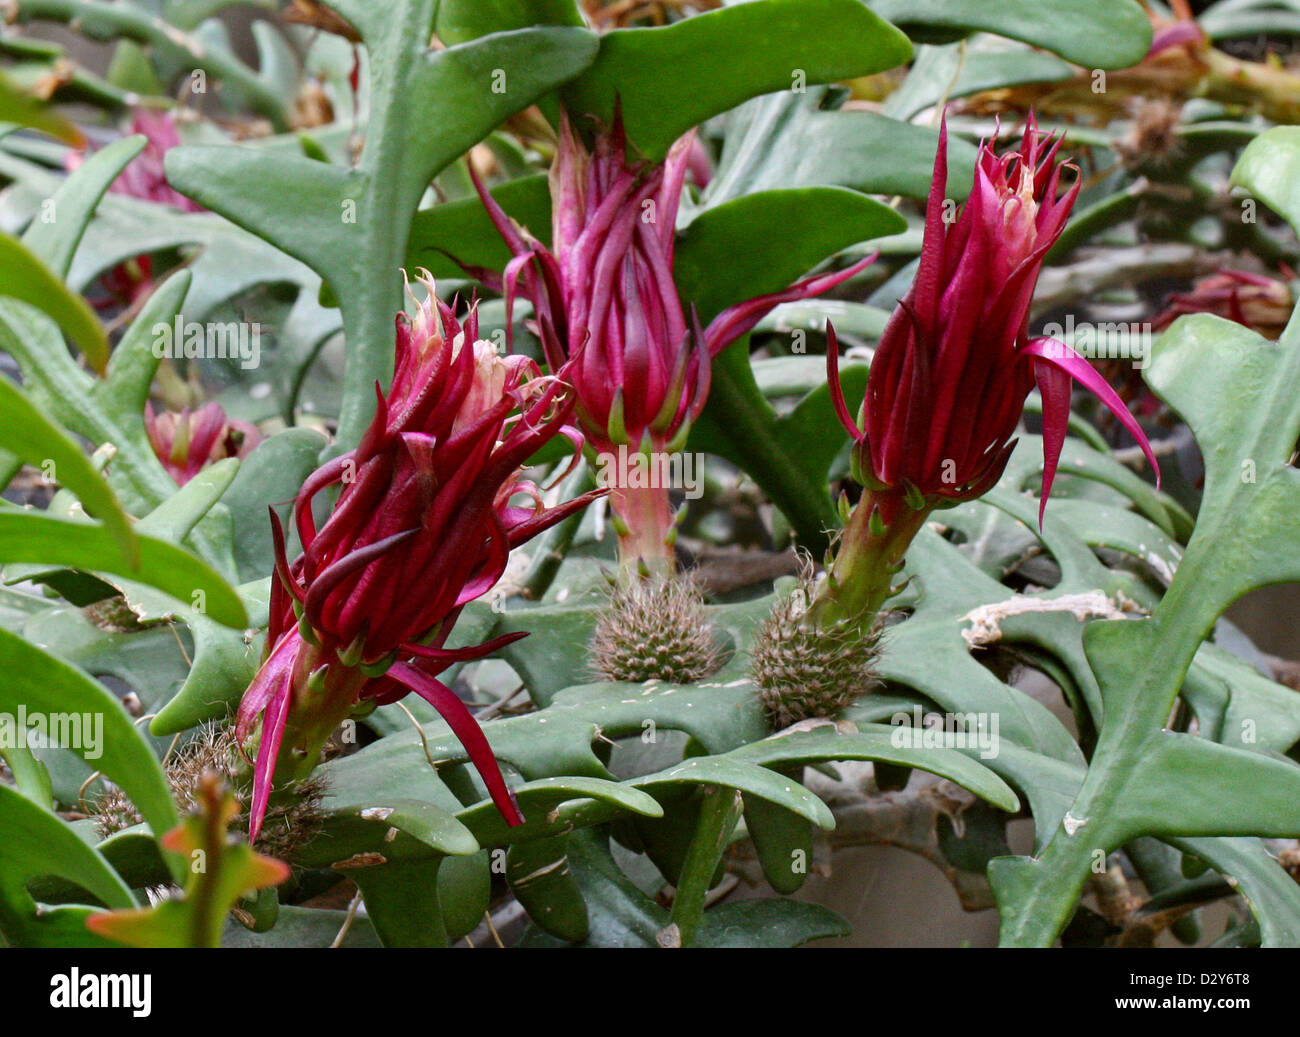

{"left": 237, "top": 274, "right": 604, "bottom": 840}
{"left": 469, "top": 110, "right": 876, "bottom": 457}
{"left": 468, "top": 109, "right": 874, "bottom": 576}
{"left": 828, "top": 115, "right": 1159, "bottom": 529}
{"left": 66, "top": 110, "right": 203, "bottom": 213}
{"left": 145, "top": 401, "right": 261, "bottom": 486}
{"left": 1152, "top": 268, "right": 1293, "bottom": 340}
{"left": 66, "top": 110, "right": 203, "bottom": 307}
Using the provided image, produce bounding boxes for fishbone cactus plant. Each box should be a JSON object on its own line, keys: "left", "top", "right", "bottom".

{"left": 0, "top": 0, "right": 1298, "bottom": 960}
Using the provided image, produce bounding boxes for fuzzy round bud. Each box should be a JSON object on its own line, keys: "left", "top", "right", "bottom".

{"left": 93, "top": 723, "right": 327, "bottom": 862}
{"left": 590, "top": 576, "right": 724, "bottom": 684}
{"left": 750, "top": 571, "right": 882, "bottom": 730}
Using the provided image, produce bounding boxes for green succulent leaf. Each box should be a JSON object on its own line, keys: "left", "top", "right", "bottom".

{"left": 435, "top": 0, "right": 584, "bottom": 42}
{"left": 986, "top": 128, "right": 1300, "bottom": 947}
{"left": 0, "top": 233, "right": 108, "bottom": 372}
{"left": 0, "top": 783, "right": 135, "bottom": 947}
{"left": 8, "top": 0, "right": 291, "bottom": 128}
{"left": 865, "top": 0, "right": 1154, "bottom": 68}
{"left": 457, "top": 776, "right": 664, "bottom": 847}
{"left": 561, "top": 0, "right": 913, "bottom": 162}
{"left": 0, "top": 377, "right": 135, "bottom": 560}
{"left": 884, "top": 41, "right": 1076, "bottom": 122}
{"left": 695, "top": 898, "right": 850, "bottom": 948}
{"left": 506, "top": 835, "right": 589, "bottom": 942}
{"left": 0, "top": 626, "right": 177, "bottom": 836}
{"left": 674, "top": 187, "right": 905, "bottom": 321}
{"left": 21, "top": 134, "right": 144, "bottom": 278}
{"left": 0, "top": 512, "right": 248, "bottom": 629}
{"left": 405, "top": 173, "right": 552, "bottom": 280}
{"left": 0, "top": 66, "right": 83, "bottom": 143}
{"left": 165, "top": 10, "right": 599, "bottom": 450}
{"left": 86, "top": 780, "right": 288, "bottom": 948}
{"left": 297, "top": 799, "right": 480, "bottom": 868}
{"left": 705, "top": 89, "right": 979, "bottom": 205}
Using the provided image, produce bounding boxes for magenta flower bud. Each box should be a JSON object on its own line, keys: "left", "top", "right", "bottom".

{"left": 145, "top": 401, "right": 261, "bottom": 486}
{"left": 67, "top": 110, "right": 203, "bottom": 213}
{"left": 1151, "top": 269, "right": 1293, "bottom": 339}
{"left": 116, "top": 111, "right": 205, "bottom": 212}
{"left": 469, "top": 110, "right": 875, "bottom": 576}
{"left": 808, "top": 115, "right": 1162, "bottom": 635}
{"left": 828, "top": 115, "right": 1160, "bottom": 531}
{"left": 476, "top": 113, "right": 704, "bottom": 458}
{"left": 66, "top": 110, "right": 203, "bottom": 307}
{"left": 236, "top": 274, "right": 604, "bottom": 840}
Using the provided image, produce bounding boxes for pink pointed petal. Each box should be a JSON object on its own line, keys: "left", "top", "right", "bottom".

{"left": 1150, "top": 20, "right": 1206, "bottom": 56}
{"left": 703, "top": 252, "right": 879, "bottom": 356}
{"left": 186, "top": 404, "right": 227, "bottom": 469}
{"left": 441, "top": 256, "right": 505, "bottom": 294}
{"left": 1028, "top": 355, "right": 1072, "bottom": 528}
{"left": 1025, "top": 337, "right": 1162, "bottom": 517}
{"left": 540, "top": 424, "right": 586, "bottom": 489}
{"left": 235, "top": 630, "right": 299, "bottom": 743}
{"left": 304, "top": 527, "right": 420, "bottom": 623}
{"left": 247, "top": 659, "right": 293, "bottom": 844}
{"left": 824, "top": 321, "right": 861, "bottom": 439}
{"left": 388, "top": 663, "right": 525, "bottom": 827}
{"left": 501, "top": 250, "right": 544, "bottom": 348}
{"left": 268, "top": 507, "right": 305, "bottom": 604}
{"left": 504, "top": 486, "right": 607, "bottom": 547}
{"left": 912, "top": 113, "right": 951, "bottom": 324}
{"left": 452, "top": 511, "right": 511, "bottom": 606}
{"left": 468, "top": 161, "right": 531, "bottom": 258}
{"left": 684, "top": 307, "right": 713, "bottom": 427}
{"left": 295, "top": 454, "right": 350, "bottom": 551}
{"left": 399, "top": 630, "right": 529, "bottom": 666}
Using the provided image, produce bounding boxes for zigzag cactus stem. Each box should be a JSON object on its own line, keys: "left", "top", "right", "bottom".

{"left": 605, "top": 471, "right": 679, "bottom": 581}
{"left": 804, "top": 489, "right": 932, "bottom": 637}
